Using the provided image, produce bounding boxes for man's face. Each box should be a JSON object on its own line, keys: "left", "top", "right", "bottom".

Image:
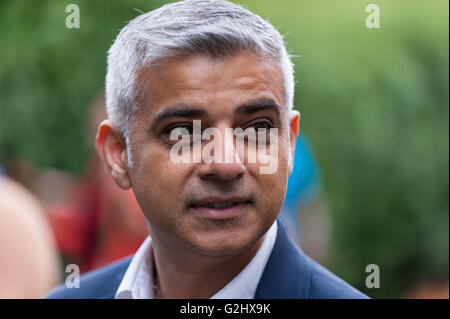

{"left": 126, "top": 51, "right": 298, "bottom": 257}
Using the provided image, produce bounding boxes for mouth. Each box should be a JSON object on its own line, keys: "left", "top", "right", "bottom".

{"left": 189, "top": 197, "right": 252, "bottom": 220}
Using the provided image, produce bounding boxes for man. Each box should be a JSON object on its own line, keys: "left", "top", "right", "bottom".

{"left": 47, "top": 0, "right": 367, "bottom": 299}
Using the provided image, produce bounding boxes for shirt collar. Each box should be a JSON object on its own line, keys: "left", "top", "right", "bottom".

{"left": 115, "top": 220, "right": 278, "bottom": 299}
{"left": 115, "top": 236, "right": 154, "bottom": 299}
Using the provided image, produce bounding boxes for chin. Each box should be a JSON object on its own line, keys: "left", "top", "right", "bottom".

{"left": 194, "top": 242, "right": 250, "bottom": 257}
{"left": 188, "top": 226, "right": 262, "bottom": 257}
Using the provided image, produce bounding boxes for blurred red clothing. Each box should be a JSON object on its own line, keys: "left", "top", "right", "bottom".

{"left": 47, "top": 156, "right": 147, "bottom": 273}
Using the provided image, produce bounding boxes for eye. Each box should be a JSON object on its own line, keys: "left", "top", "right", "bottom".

{"left": 171, "top": 125, "right": 193, "bottom": 135}
{"left": 234, "top": 120, "right": 274, "bottom": 145}
{"left": 164, "top": 124, "right": 194, "bottom": 141}
{"left": 245, "top": 121, "right": 273, "bottom": 133}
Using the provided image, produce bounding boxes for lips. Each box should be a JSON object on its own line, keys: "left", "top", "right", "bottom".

{"left": 189, "top": 197, "right": 252, "bottom": 220}
{"left": 202, "top": 202, "right": 239, "bottom": 209}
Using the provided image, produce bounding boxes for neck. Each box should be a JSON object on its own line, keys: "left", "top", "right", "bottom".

{"left": 151, "top": 235, "right": 265, "bottom": 299}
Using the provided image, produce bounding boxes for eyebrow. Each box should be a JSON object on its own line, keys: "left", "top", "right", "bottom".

{"left": 152, "top": 105, "right": 207, "bottom": 126}
{"left": 152, "top": 98, "right": 281, "bottom": 127}
{"left": 235, "top": 98, "right": 281, "bottom": 116}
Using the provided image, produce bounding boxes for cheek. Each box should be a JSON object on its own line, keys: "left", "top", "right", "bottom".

{"left": 128, "top": 146, "right": 186, "bottom": 215}
{"left": 259, "top": 172, "right": 288, "bottom": 205}
{"left": 264, "top": 143, "right": 290, "bottom": 203}
{"left": 253, "top": 149, "right": 290, "bottom": 215}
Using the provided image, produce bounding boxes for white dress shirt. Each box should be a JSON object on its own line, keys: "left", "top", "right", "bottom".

{"left": 115, "top": 220, "right": 278, "bottom": 299}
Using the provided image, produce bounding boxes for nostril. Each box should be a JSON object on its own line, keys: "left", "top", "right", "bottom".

{"left": 198, "top": 162, "right": 246, "bottom": 182}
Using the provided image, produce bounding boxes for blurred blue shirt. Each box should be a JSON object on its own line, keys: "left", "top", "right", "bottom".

{"left": 280, "top": 134, "right": 321, "bottom": 243}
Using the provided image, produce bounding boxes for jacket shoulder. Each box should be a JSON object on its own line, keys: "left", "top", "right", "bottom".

{"left": 255, "top": 220, "right": 369, "bottom": 299}
{"left": 46, "top": 256, "right": 133, "bottom": 299}
{"left": 306, "top": 256, "right": 369, "bottom": 299}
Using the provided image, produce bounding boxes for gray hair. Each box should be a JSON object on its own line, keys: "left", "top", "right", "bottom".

{"left": 106, "top": 0, "right": 295, "bottom": 138}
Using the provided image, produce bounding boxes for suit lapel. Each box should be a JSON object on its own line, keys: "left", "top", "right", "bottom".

{"left": 255, "top": 220, "right": 312, "bottom": 298}
{"left": 100, "top": 257, "right": 133, "bottom": 299}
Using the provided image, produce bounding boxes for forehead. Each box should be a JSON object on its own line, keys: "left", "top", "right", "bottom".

{"left": 137, "top": 51, "right": 285, "bottom": 116}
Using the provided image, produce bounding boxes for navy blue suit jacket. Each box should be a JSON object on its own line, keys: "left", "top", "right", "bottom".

{"left": 47, "top": 221, "right": 368, "bottom": 299}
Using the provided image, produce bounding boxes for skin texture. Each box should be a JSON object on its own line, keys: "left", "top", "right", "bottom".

{"left": 96, "top": 51, "right": 300, "bottom": 298}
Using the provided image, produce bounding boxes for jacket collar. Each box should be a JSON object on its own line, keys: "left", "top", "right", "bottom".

{"left": 255, "top": 219, "right": 312, "bottom": 298}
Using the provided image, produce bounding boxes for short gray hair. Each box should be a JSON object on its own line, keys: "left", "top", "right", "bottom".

{"left": 106, "top": 0, "right": 295, "bottom": 137}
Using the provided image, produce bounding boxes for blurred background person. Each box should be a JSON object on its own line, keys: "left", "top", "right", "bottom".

{"left": 0, "top": 176, "right": 60, "bottom": 298}
{"left": 41, "top": 92, "right": 148, "bottom": 273}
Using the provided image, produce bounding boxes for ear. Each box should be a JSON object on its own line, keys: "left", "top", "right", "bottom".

{"left": 288, "top": 110, "right": 300, "bottom": 175}
{"left": 95, "top": 120, "right": 131, "bottom": 190}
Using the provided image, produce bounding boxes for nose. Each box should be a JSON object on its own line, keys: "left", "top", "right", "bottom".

{"left": 197, "top": 128, "right": 246, "bottom": 182}
{"left": 198, "top": 160, "right": 245, "bottom": 182}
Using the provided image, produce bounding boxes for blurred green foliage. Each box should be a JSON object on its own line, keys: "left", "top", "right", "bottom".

{"left": 0, "top": 0, "right": 448, "bottom": 298}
